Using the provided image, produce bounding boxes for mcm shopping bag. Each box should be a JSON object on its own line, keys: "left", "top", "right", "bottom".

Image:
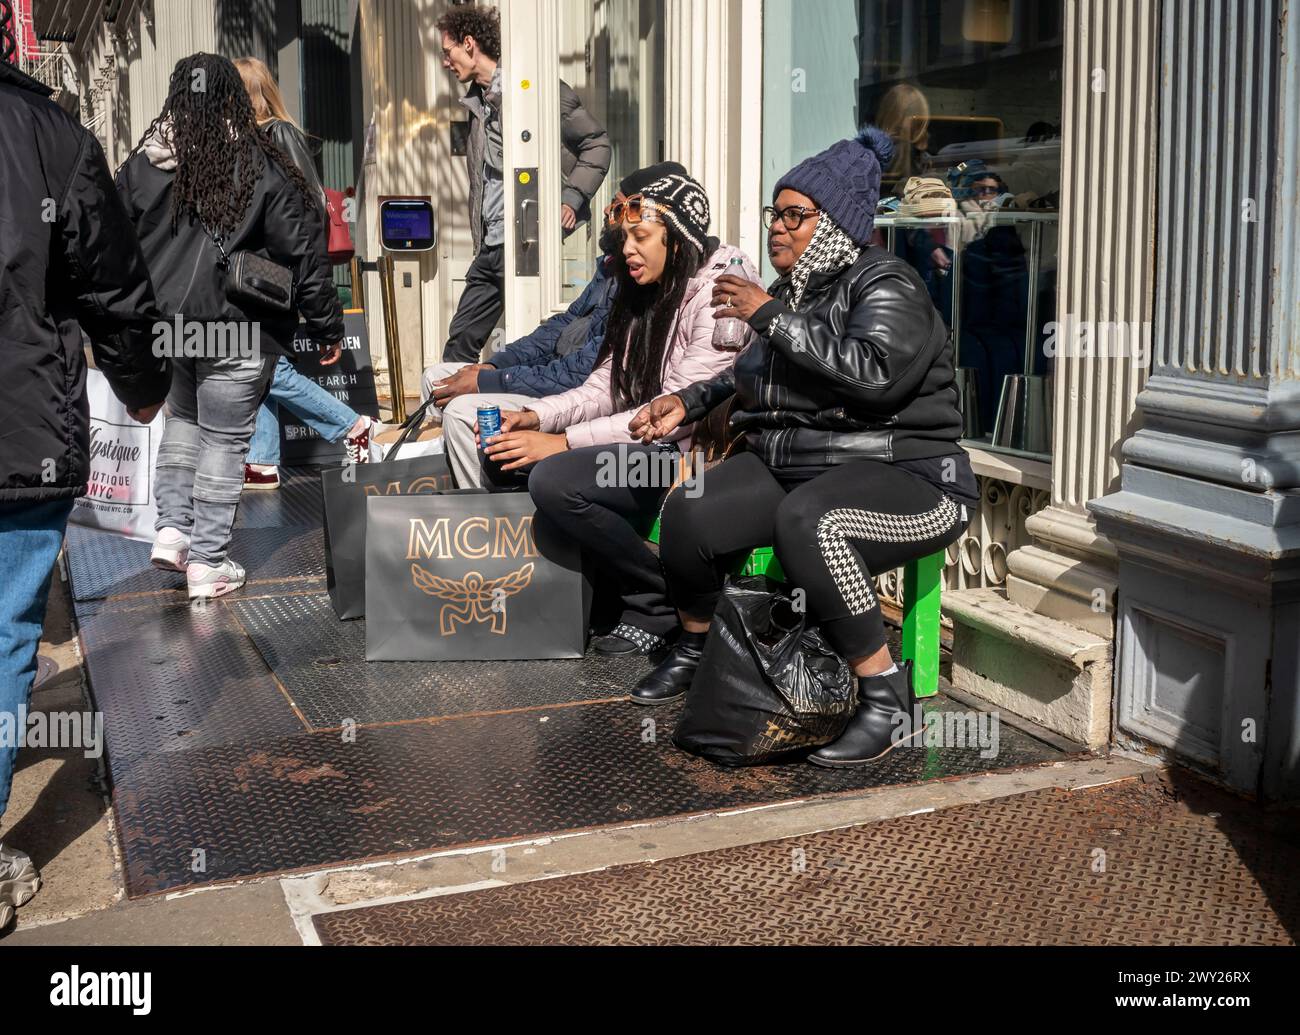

{"left": 321, "top": 400, "right": 455, "bottom": 619}
{"left": 68, "top": 368, "right": 163, "bottom": 541}
{"left": 364, "top": 493, "right": 589, "bottom": 661}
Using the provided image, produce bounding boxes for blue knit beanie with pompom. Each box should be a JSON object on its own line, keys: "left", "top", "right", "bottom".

{"left": 773, "top": 125, "right": 895, "bottom": 247}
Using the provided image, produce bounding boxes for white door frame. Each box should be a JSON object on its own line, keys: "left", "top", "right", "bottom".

{"left": 499, "top": 0, "right": 568, "bottom": 340}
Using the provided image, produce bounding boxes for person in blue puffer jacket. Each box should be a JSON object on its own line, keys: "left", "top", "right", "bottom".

{"left": 421, "top": 161, "right": 686, "bottom": 488}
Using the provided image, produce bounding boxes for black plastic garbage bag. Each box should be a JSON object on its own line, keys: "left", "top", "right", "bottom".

{"left": 673, "top": 576, "right": 855, "bottom": 766}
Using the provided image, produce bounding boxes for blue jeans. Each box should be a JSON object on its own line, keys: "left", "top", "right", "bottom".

{"left": 0, "top": 498, "right": 74, "bottom": 823}
{"left": 248, "top": 356, "right": 360, "bottom": 467}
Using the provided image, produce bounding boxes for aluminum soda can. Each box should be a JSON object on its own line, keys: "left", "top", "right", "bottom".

{"left": 477, "top": 404, "right": 502, "bottom": 443}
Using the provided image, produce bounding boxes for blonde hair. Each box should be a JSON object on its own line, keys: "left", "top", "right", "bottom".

{"left": 234, "top": 56, "right": 299, "bottom": 128}
{"left": 875, "top": 83, "right": 931, "bottom": 183}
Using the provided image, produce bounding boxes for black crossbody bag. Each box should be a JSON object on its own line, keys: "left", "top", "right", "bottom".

{"left": 202, "top": 223, "right": 295, "bottom": 316}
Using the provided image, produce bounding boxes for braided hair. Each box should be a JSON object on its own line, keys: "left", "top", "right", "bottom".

{"left": 127, "top": 53, "right": 315, "bottom": 236}
{"left": 1, "top": 1, "right": 17, "bottom": 65}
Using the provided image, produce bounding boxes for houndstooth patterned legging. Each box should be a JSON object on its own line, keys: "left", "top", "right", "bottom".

{"left": 659, "top": 451, "right": 969, "bottom": 658}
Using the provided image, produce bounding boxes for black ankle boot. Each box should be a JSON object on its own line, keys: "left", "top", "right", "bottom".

{"left": 807, "top": 661, "right": 919, "bottom": 768}
{"left": 630, "top": 630, "right": 707, "bottom": 705}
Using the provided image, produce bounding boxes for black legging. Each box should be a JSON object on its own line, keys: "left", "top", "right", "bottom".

{"left": 529, "top": 443, "right": 680, "bottom": 637}
{"left": 659, "top": 451, "right": 969, "bottom": 658}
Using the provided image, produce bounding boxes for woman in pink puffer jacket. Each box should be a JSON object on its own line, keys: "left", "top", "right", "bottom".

{"left": 483, "top": 168, "right": 761, "bottom": 656}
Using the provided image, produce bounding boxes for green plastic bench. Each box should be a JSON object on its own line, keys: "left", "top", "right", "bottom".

{"left": 647, "top": 517, "right": 943, "bottom": 698}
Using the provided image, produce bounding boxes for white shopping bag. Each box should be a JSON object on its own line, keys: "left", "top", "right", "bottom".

{"left": 69, "top": 369, "right": 163, "bottom": 542}
{"left": 368, "top": 422, "right": 445, "bottom": 462}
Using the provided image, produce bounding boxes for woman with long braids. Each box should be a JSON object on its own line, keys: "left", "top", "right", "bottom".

{"left": 235, "top": 56, "right": 378, "bottom": 491}
{"left": 483, "top": 167, "right": 762, "bottom": 657}
{"left": 628, "top": 128, "right": 979, "bottom": 767}
{"left": 115, "top": 53, "right": 344, "bottom": 599}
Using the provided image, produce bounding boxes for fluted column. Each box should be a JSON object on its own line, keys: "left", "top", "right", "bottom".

{"left": 1090, "top": 0, "right": 1300, "bottom": 800}
{"left": 1003, "top": 0, "right": 1158, "bottom": 636}
{"left": 943, "top": 0, "right": 1159, "bottom": 750}
{"left": 664, "top": 0, "right": 744, "bottom": 246}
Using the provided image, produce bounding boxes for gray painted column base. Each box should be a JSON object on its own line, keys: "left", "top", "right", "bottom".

{"left": 1090, "top": 466, "right": 1300, "bottom": 802}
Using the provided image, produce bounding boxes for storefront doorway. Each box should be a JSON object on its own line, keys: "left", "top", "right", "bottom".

{"left": 497, "top": 0, "right": 665, "bottom": 336}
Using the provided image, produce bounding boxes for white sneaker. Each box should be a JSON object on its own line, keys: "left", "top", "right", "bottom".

{"left": 186, "top": 558, "right": 246, "bottom": 600}
{"left": 150, "top": 527, "right": 191, "bottom": 572}
{"left": 0, "top": 844, "right": 41, "bottom": 929}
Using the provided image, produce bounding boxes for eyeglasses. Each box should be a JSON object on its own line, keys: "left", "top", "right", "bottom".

{"left": 606, "top": 194, "right": 661, "bottom": 228}
{"left": 762, "top": 204, "right": 820, "bottom": 231}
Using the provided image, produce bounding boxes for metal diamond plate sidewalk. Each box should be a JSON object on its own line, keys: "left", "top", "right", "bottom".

{"left": 62, "top": 468, "right": 1071, "bottom": 899}
{"left": 311, "top": 773, "right": 1300, "bottom": 946}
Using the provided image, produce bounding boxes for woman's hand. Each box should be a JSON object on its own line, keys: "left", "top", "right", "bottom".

{"left": 476, "top": 409, "right": 553, "bottom": 471}
{"left": 319, "top": 342, "right": 343, "bottom": 366}
{"left": 629, "top": 394, "right": 687, "bottom": 443}
{"left": 482, "top": 430, "right": 568, "bottom": 471}
{"left": 473, "top": 408, "right": 539, "bottom": 445}
{"left": 710, "top": 273, "right": 773, "bottom": 324}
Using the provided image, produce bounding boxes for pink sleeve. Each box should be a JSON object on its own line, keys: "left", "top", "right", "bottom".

{"left": 528, "top": 360, "right": 614, "bottom": 432}
{"left": 561, "top": 286, "right": 754, "bottom": 449}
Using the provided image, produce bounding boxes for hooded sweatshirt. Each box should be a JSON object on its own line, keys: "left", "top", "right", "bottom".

{"left": 115, "top": 126, "right": 344, "bottom": 357}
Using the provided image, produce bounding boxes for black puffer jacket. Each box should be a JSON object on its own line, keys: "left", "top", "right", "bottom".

{"left": 0, "top": 62, "right": 171, "bottom": 503}
{"left": 115, "top": 134, "right": 344, "bottom": 359}
{"left": 677, "top": 246, "right": 964, "bottom": 471}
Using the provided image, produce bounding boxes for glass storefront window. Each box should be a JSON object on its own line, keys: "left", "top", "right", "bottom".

{"left": 557, "top": 0, "right": 665, "bottom": 304}
{"left": 763, "top": 0, "right": 1063, "bottom": 460}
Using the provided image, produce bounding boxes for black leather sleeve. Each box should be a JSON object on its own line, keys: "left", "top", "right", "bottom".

{"left": 263, "top": 175, "right": 345, "bottom": 343}
{"left": 676, "top": 368, "right": 737, "bottom": 423}
{"left": 763, "top": 265, "right": 941, "bottom": 414}
{"left": 64, "top": 135, "right": 171, "bottom": 410}
{"left": 269, "top": 120, "right": 326, "bottom": 214}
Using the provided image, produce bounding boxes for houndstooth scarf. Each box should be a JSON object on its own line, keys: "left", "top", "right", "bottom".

{"left": 787, "top": 212, "right": 862, "bottom": 311}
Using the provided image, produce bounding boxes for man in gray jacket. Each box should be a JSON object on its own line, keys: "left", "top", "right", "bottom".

{"left": 437, "top": 5, "right": 611, "bottom": 363}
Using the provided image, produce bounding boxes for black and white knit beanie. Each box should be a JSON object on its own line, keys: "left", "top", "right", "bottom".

{"left": 638, "top": 171, "right": 711, "bottom": 253}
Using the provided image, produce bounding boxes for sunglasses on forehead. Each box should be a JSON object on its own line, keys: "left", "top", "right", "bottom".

{"left": 606, "top": 194, "right": 662, "bottom": 227}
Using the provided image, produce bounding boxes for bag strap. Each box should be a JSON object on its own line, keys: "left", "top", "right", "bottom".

{"left": 385, "top": 397, "right": 437, "bottom": 461}
{"left": 197, "top": 216, "right": 232, "bottom": 272}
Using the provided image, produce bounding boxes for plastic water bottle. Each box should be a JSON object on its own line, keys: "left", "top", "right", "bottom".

{"left": 713, "top": 256, "right": 749, "bottom": 350}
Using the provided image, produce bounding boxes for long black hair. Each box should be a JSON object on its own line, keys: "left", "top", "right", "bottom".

{"left": 599, "top": 223, "right": 705, "bottom": 409}
{"left": 127, "top": 53, "right": 315, "bottom": 236}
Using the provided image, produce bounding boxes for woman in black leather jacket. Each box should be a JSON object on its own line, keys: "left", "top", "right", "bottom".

{"left": 627, "top": 126, "right": 978, "bottom": 768}
{"left": 235, "top": 57, "right": 378, "bottom": 490}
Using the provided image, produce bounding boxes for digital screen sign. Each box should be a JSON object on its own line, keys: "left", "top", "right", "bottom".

{"left": 380, "top": 198, "right": 436, "bottom": 251}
